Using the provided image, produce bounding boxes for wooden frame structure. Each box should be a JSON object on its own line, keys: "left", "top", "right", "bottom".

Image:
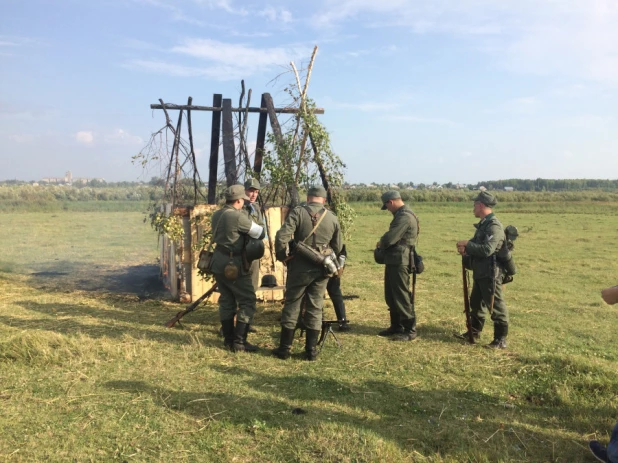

{"left": 150, "top": 93, "right": 328, "bottom": 302}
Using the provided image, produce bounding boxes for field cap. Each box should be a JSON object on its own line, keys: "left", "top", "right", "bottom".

{"left": 307, "top": 185, "right": 327, "bottom": 198}
{"left": 244, "top": 178, "right": 260, "bottom": 190}
{"left": 226, "top": 184, "right": 250, "bottom": 201}
{"left": 381, "top": 190, "right": 401, "bottom": 210}
{"left": 474, "top": 190, "right": 497, "bottom": 207}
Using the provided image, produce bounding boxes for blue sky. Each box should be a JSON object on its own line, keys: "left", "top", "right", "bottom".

{"left": 1, "top": 0, "right": 617, "bottom": 184}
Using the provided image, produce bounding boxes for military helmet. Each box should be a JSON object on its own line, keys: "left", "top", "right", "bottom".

{"left": 245, "top": 237, "right": 265, "bottom": 262}
{"left": 260, "top": 274, "right": 278, "bottom": 288}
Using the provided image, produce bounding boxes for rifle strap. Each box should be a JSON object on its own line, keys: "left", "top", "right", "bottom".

{"left": 411, "top": 271, "right": 417, "bottom": 305}
{"left": 302, "top": 206, "right": 328, "bottom": 247}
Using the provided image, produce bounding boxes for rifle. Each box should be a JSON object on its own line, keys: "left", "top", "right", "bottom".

{"left": 164, "top": 284, "right": 218, "bottom": 328}
{"left": 462, "top": 259, "right": 474, "bottom": 344}
{"left": 489, "top": 255, "right": 496, "bottom": 314}
{"left": 317, "top": 320, "right": 342, "bottom": 352}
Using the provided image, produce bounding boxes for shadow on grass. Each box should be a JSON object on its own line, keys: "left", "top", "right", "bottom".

{"left": 26, "top": 260, "right": 167, "bottom": 299}
{"left": 5, "top": 299, "right": 225, "bottom": 346}
{"left": 103, "top": 364, "right": 605, "bottom": 462}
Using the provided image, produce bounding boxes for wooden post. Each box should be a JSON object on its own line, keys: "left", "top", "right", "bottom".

{"left": 309, "top": 132, "right": 332, "bottom": 204}
{"left": 222, "top": 98, "right": 237, "bottom": 186}
{"left": 263, "top": 93, "right": 300, "bottom": 207}
{"left": 207, "top": 94, "right": 222, "bottom": 204}
{"left": 253, "top": 93, "right": 268, "bottom": 177}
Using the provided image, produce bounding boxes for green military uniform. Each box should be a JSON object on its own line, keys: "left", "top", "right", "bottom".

{"left": 243, "top": 178, "right": 266, "bottom": 291}
{"left": 377, "top": 191, "right": 419, "bottom": 340}
{"left": 211, "top": 184, "right": 265, "bottom": 352}
{"left": 272, "top": 185, "right": 342, "bottom": 360}
{"left": 464, "top": 191, "right": 509, "bottom": 346}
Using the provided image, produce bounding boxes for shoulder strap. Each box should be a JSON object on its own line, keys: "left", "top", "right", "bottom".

{"left": 302, "top": 206, "right": 328, "bottom": 246}
{"left": 399, "top": 208, "right": 421, "bottom": 244}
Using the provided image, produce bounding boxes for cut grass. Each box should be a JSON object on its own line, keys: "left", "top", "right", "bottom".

{"left": 0, "top": 203, "right": 617, "bottom": 462}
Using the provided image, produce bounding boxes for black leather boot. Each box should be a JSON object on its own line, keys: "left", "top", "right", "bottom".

{"left": 391, "top": 318, "right": 418, "bottom": 342}
{"left": 333, "top": 300, "right": 351, "bottom": 331}
{"left": 232, "top": 321, "right": 251, "bottom": 353}
{"left": 378, "top": 310, "right": 404, "bottom": 336}
{"left": 272, "top": 328, "right": 295, "bottom": 359}
{"left": 486, "top": 324, "right": 508, "bottom": 349}
{"left": 242, "top": 323, "right": 259, "bottom": 353}
{"left": 304, "top": 329, "right": 320, "bottom": 361}
{"left": 221, "top": 318, "right": 235, "bottom": 350}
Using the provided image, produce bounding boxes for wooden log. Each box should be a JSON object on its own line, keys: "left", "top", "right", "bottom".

{"left": 263, "top": 93, "right": 300, "bottom": 207}
{"left": 221, "top": 98, "right": 237, "bottom": 186}
{"left": 151, "top": 103, "right": 324, "bottom": 115}
{"left": 207, "top": 94, "right": 222, "bottom": 204}
{"left": 253, "top": 94, "right": 268, "bottom": 177}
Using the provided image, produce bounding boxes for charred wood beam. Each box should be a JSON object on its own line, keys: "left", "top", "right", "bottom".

{"left": 263, "top": 93, "right": 300, "bottom": 208}
{"left": 253, "top": 94, "right": 268, "bottom": 178}
{"left": 207, "top": 94, "right": 222, "bottom": 204}
{"left": 151, "top": 103, "right": 324, "bottom": 115}
{"left": 221, "top": 98, "right": 238, "bottom": 186}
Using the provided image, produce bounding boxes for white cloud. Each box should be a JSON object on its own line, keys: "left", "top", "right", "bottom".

{"left": 382, "top": 114, "right": 456, "bottom": 125}
{"left": 125, "top": 39, "right": 309, "bottom": 81}
{"left": 75, "top": 131, "right": 94, "bottom": 144}
{"left": 258, "top": 6, "right": 293, "bottom": 23}
{"left": 505, "top": 96, "right": 538, "bottom": 114}
{"left": 104, "top": 129, "right": 144, "bottom": 146}
{"left": 311, "top": 0, "right": 618, "bottom": 85}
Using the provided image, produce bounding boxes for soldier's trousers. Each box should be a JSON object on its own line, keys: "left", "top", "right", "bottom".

{"left": 384, "top": 265, "right": 416, "bottom": 323}
{"left": 214, "top": 272, "right": 257, "bottom": 324}
{"left": 281, "top": 269, "right": 328, "bottom": 331}
{"left": 469, "top": 278, "right": 509, "bottom": 329}
{"left": 249, "top": 259, "right": 260, "bottom": 292}
{"left": 326, "top": 276, "right": 347, "bottom": 322}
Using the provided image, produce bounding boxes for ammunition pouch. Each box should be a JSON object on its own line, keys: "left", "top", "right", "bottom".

{"left": 412, "top": 248, "right": 424, "bottom": 274}
{"left": 197, "top": 250, "right": 214, "bottom": 274}
{"left": 373, "top": 247, "right": 385, "bottom": 265}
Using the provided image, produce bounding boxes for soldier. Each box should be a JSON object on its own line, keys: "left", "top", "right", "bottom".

{"left": 376, "top": 190, "right": 419, "bottom": 341}
{"left": 211, "top": 184, "right": 265, "bottom": 353}
{"left": 272, "top": 185, "right": 342, "bottom": 361}
{"left": 456, "top": 191, "right": 509, "bottom": 349}
{"left": 326, "top": 244, "right": 351, "bottom": 331}
{"left": 243, "top": 178, "right": 266, "bottom": 291}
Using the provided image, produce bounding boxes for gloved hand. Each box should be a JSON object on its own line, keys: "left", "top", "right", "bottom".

{"left": 340, "top": 244, "right": 347, "bottom": 258}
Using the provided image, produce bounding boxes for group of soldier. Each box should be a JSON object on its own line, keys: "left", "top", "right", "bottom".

{"left": 208, "top": 180, "right": 511, "bottom": 361}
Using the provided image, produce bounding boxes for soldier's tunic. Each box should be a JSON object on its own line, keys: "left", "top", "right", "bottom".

{"left": 379, "top": 205, "right": 418, "bottom": 328}
{"left": 210, "top": 205, "right": 258, "bottom": 324}
{"left": 465, "top": 212, "right": 509, "bottom": 329}
{"left": 275, "top": 202, "right": 342, "bottom": 331}
{"left": 243, "top": 200, "right": 266, "bottom": 291}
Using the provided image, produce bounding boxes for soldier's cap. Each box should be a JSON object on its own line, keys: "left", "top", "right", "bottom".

{"left": 307, "top": 185, "right": 327, "bottom": 198}
{"left": 244, "top": 178, "right": 260, "bottom": 190}
{"left": 225, "top": 184, "right": 250, "bottom": 201}
{"left": 474, "top": 190, "right": 497, "bottom": 207}
{"left": 381, "top": 190, "right": 401, "bottom": 210}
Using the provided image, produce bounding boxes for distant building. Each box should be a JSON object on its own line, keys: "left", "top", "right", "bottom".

{"left": 40, "top": 171, "right": 104, "bottom": 185}
{"left": 504, "top": 187, "right": 514, "bottom": 192}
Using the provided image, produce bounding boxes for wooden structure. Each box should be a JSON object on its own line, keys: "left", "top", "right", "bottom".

{"left": 151, "top": 92, "right": 326, "bottom": 302}
{"left": 159, "top": 204, "right": 288, "bottom": 303}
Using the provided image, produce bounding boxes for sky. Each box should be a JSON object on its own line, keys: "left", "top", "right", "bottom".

{"left": 1, "top": 0, "right": 617, "bottom": 184}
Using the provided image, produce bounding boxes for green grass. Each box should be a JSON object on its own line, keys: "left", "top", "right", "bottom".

{"left": 1, "top": 203, "right": 617, "bottom": 462}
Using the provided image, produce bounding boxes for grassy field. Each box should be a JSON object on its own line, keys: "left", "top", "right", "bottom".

{"left": 1, "top": 202, "right": 617, "bottom": 462}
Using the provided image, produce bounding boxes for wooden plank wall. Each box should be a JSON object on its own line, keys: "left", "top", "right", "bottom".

{"left": 159, "top": 204, "right": 289, "bottom": 303}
